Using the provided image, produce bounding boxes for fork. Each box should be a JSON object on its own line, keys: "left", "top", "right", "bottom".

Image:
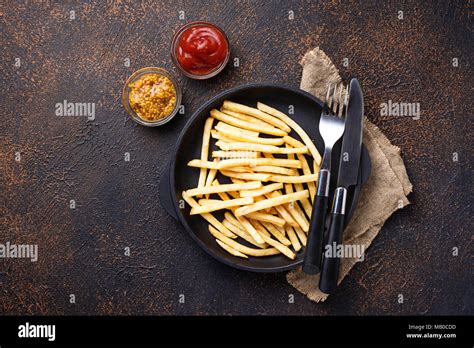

{"left": 302, "top": 83, "right": 348, "bottom": 275}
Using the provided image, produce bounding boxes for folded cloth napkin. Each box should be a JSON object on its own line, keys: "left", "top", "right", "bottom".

{"left": 287, "top": 47, "right": 413, "bottom": 302}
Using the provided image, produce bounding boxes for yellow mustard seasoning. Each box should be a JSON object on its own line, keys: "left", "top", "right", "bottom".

{"left": 128, "top": 74, "right": 177, "bottom": 121}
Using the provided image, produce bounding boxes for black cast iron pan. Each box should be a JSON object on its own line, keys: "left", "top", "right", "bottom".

{"left": 159, "top": 84, "right": 371, "bottom": 272}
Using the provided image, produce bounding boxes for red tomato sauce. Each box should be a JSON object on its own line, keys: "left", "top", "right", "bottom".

{"left": 176, "top": 24, "right": 229, "bottom": 75}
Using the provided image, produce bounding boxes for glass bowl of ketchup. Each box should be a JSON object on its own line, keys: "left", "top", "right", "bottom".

{"left": 171, "top": 21, "right": 230, "bottom": 79}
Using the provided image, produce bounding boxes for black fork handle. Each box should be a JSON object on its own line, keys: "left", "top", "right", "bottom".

{"left": 302, "top": 169, "right": 330, "bottom": 275}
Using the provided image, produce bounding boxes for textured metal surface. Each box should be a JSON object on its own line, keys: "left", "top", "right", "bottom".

{"left": 1, "top": 0, "right": 472, "bottom": 315}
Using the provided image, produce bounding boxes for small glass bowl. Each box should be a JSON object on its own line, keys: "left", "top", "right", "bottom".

{"left": 122, "top": 67, "right": 182, "bottom": 127}
{"left": 171, "top": 21, "right": 230, "bottom": 80}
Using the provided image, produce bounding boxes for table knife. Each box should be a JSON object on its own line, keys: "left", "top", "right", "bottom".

{"left": 319, "top": 78, "right": 364, "bottom": 294}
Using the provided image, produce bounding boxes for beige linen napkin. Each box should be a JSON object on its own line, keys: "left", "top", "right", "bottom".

{"left": 287, "top": 47, "right": 412, "bottom": 302}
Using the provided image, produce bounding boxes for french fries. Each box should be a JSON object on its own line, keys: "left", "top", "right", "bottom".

{"left": 220, "top": 171, "right": 271, "bottom": 181}
{"left": 182, "top": 100, "right": 321, "bottom": 260}
{"left": 196, "top": 118, "right": 214, "bottom": 197}
{"left": 216, "top": 141, "right": 308, "bottom": 154}
{"left": 239, "top": 182, "right": 283, "bottom": 197}
{"left": 212, "top": 150, "right": 259, "bottom": 158}
{"left": 259, "top": 221, "right": 291, "bottom": 246}
{"left": 223, "top": 100, "right": 291, "bottom": 133}
{"left": 235, "top": 191, "right": 309, "bottom": 216}
{"left": 216, "top": 239, "right": 248, "bottom": 258}
{"left": 215, "top": 122, "right": 284, "bottom": 145}
{"left": 216, "top": 121, "right": 259, "bottom": 137}
{"left": 257, "top": 102, "right": 322, "bottom": 166}
{"left": 222, "top": 219, "right": 267, "bottom": 248}
{"left": 190, "top": 197, "right": 254, "bottom": 215}
{"left": 285, "top": 225, "right": 302, "bottom": 252}
{"left": 259, "top": 233, "right": 296, "bottom": 260}
{"left": 245, "top": 212, "right": 286, "bottom": 226}
{"left": 209, "top": 225, "right": 280, "bottom": 257}
{"left": 186, "top": 181, "right": 261, "bottom": 196}
{"left": 181, "top": 192, "right": 236, "bottom": 238}
{"left": 204, "top": 159, "right": 218, "bottom": 190}
{"left": 220, "top": 108, "right": 276, "bottom": 128}
{"left": 210, "top": 109, "right": 286, "bottom": 136}
{"left": 250, "top": 166, "right": 296, "bottom": 176}
{"left": 188, "top": 158, "right": 301, "bottom": 170}
{"left": 269, "top": 174, "right": 319, "bottom": 183}
{"left": 224, "top": 211, "right": 264, "bottom": 245}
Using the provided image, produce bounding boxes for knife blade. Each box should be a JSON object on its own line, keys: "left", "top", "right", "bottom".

{"left": 319, "top": 78, "right": 364, "bottom": 294}
{"left": 337, "top": 78, "right": 364, "bottom": 189}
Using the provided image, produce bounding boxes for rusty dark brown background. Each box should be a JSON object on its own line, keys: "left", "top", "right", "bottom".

{"left": 1, "top": 0, "right": 472, "bottom": 315}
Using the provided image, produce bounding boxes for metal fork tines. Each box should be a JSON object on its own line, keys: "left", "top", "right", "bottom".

{"left": 302, "top": 82, "right": 349, "bottom": 275}
{"left": 319, "top": 83, "right": 349, "bottom": 184}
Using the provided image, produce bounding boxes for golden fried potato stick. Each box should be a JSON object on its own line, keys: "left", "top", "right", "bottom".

{"left": 258, "top": 220, "right": 291, "bottom": 246}
{"left": 294, "top": 226, "right": 307, "bottom": 246}
{"left": 222, "top": 219, "right": 267, "bottom": 248}
{"left": 215, "top": 121, "right": 259, "bottom": 137}
{"left": 223, "top": 100, "right": 291, "bottom": 133}
{"left": 294, "top": 182, "right": 313, "bottom": 218}
{"left": 253, "top": 195, "right": 274, "bottom": 214}
{"left": 285, "top": 183, "right": 312, "bottom": 223}
{"left": 229, "top": 178, "right": 246, "bottom": 185}
{"left": 216, "top": 121, "right": 285, "bottom": 144}
{"left": 224, "top": 212, "right": 242, "bottom": 228}
{"left": 216, "top": 141, "right": 308, "bottom": 154}
{"left": 197, "top": 117, "right": 214, "bottom": 196}
{"left": 209, "top": 225, "right": 280, "bottom": 257}
{"left": 214, "top": 125, "right": 285, "bottom": 145}
{"left": 224, "top": 212, "right": 265, "bottom": 245}
{"left": 269, "top": 174, "right": 319, "bottom": 184}
{"left": 219, "top": 166, "right": 252, "bottom": 173}
{"left": 204, "top": 159, "right": 219, "bottom": 199}
{"left": 257, "top": 102, "right": 322, "bottom": 166}
{"left": 285, "top": 142, "right": 316, "bottom": 203}
{"left": 222, "top": 156, "right": 302, "bottom": 169}
{"left": 274, "top": 223, "right": 286, "bottom": 235}
{"left": 240, "top": 182, "right": 284, "bottom": 198}
{"left": 283, "top": 135, "right": 305, "bottom": 148}
{"left": 259, "top": 233, "right": 296, "bottom": 260}
{"left": 285, "top": 225, "right": 302, "bottom": 252}
{"left": 284, "top": 146, "right": 313, "bottom": 217}
{"left": 212, "top": 181, "right": 265, "bottom": 245}
{"left": 216, "top": 239, "right": 248, "bottom": 258}
{"left": 280, "top": 186, "right": 310, "bottom": 232}
{"left": 186, "top": 181, "right": 261, "bottom": 196}
{"left": 297, "top": 153, "right": 316, "bottom": 202}
{"left": 189, "top": 158, "right": 301, "bottom": 170}
{"left": 247, "top": 219, "right": 271, "bottom": 237}
{"left": 235, "top": 190, "right": 309, "bottom": 216}
{"left": 197, "top": 199, "right": 222, "bottom": 205}
{"left": 245, "top": 212, "right": 286, "bottom": 227}
{"left": 210, "top": 109, "right": 286, "bottom": 136}
{"left": 220, "top": 171, "right": 271, "bottom": 181}
{"left": 267, "top": 207, "right": 278, "bottom": 214}
{"left": 265, "top": 192, "right": 299, "bottom": 227}
{"left": 190, "top": 197, "right": 254, "bottom": 215}
{"left": 212, "top": 150, "right": 260, "bottom": 159}
{"left": 211, "top": 130, "right": 240, "bottom": 143}
{"left": 181, "top": 192, "right": 236, "bottom": 238}
{"left": 250, "top": 166, "right": 296, "bottom": 176}
{"left": 220, "top": 108, "right": 275, "bottom": 128}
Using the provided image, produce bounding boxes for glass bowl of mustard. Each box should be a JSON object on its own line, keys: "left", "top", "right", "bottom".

{"left": 122, "top": 67, "right": 182, "bottom": 126}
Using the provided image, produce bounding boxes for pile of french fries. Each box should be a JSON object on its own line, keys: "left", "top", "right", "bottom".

{"left": 182, "top": 100, "right": 321, "bottom": 260}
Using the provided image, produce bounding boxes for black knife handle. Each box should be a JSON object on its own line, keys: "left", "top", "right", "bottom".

{"left": 302, "top": 170, "right": 330, "bottom": 275}
{"left": 319, "top": 187, "right": 347, "bottom": 294}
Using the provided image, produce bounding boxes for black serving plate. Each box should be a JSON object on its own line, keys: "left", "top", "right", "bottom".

{"left": 159, "top": 83, "right": 371, "bottom": 272}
